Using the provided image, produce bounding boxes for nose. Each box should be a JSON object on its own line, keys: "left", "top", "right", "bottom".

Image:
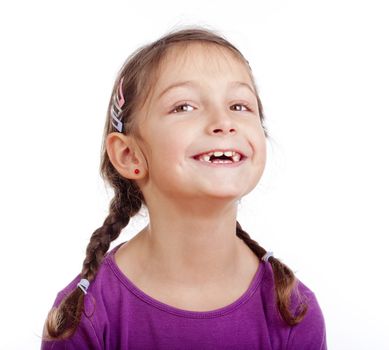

{"left": 206, "top": 107, "right": 237, "bottom": 135}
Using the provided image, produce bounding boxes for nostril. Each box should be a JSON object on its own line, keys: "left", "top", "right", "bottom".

{"left": 212, "top": 128, "right": 236, "bottom": 133}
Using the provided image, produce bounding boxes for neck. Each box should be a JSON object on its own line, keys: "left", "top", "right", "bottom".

{"left": 134, "top": 196, "right": 249, "bottom": 287}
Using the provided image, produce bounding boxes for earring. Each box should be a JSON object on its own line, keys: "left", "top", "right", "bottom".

{"left": 134, "top": 169, "right": 140, "bottom": 175}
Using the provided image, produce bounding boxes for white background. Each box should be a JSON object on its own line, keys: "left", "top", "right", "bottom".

{"left": 1, "top": 0, "right": 388, "bottom": 349}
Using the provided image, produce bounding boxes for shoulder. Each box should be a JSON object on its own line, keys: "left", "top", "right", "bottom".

{"left": 40, "top": 251, "right": 117, "bottom": 350}
{"left": 286, "top": 279, "right": 327, "bottom": 350}
{"left": 41, "top": 277, "right": 104, "bottom": 349}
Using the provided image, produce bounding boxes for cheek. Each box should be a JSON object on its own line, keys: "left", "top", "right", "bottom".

{"left": 148, "top": 129, "right": 189, "bottom": 169}
{"left": 250, "top": 127, "right": 267, "bottom": 168}
{"left": 257, "top": 135, "right": 267, "bottom": 161}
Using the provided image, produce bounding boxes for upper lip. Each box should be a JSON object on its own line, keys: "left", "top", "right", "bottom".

{"left": 192, "top": 149, "right": 247, "bottom": 158}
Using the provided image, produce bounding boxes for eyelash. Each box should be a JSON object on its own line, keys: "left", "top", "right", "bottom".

{"left": 170, "top": 102, "right": 252, "bottom": 114}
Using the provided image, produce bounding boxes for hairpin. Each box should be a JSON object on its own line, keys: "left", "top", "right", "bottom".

{"left": 110, "top": 77, "right": 125, "bottom": 132}
{"left": 262, "top": 251, "right": 274, "bottom": 262}
{"left": 77, "top": 278, "right": 90, "bottom": 295}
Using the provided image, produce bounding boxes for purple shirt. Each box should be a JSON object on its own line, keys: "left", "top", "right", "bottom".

{"left": 41, "top": 243, "right": 327, "bottom": 349}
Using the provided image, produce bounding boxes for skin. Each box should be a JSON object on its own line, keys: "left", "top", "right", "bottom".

{"left": 105, "top": 43, "right": 267, "bottom": 309}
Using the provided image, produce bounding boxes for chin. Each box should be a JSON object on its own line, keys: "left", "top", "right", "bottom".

{"left": 201, "top": 190, "right": 246, "bottom": 202}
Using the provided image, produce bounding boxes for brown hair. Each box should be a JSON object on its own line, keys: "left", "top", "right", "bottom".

{"left": 43, "top": 25, "right": 307, "bottom": 341}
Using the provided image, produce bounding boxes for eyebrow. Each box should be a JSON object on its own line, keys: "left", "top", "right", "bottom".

{"left": 157, "top": 80, "right": 256, "bottom": 100}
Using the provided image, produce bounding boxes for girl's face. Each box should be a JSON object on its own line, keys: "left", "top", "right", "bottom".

{"left": 136, "top": 43, "right": 267, "bottom": 203}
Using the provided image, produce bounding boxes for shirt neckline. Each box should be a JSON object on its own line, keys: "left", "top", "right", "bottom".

{"left": 106, "top": 241, "right": 266, "bottom": 319}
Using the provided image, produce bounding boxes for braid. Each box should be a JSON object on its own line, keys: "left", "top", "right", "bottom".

{"left": 236, "top": 221, "right": 308, "bottom": 326}
{"left": 81, "top": 192, "right": 132, "bottom": 280}
{"left": 43, "top": 178, "right": 142, "bottom": 340}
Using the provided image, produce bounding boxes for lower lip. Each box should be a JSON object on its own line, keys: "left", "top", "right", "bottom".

{"left": 191, "top": 157, "right": 246, "bottom": 168}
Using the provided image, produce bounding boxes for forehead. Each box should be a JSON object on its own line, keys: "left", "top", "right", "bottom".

{"left": 153, "top": 43, "right": 253, "bottom": 95}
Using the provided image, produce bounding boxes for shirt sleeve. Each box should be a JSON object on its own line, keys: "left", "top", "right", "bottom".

{"left": 40, "top": 292, "right": 103, "bottom": 350}
{"left": 286, "top": 282, "right": 327, "bottom": 350}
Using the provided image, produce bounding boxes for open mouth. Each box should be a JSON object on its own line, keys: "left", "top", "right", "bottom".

{"left": 192, "top": 150, "right": 246, "bottom": 164}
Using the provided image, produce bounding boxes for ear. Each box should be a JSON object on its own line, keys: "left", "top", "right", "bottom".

{"left": 105, "top": 132, "right": 147, "bottom": 180}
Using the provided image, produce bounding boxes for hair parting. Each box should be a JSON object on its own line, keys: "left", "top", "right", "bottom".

{"left": 43, "top": 25, "right": 307, "bottom": 341}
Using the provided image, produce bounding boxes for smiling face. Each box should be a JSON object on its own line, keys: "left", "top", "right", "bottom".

{"left": 135, "top": 42, "right": 267, "bottom": 205}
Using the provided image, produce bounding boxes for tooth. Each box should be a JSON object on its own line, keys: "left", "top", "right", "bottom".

{"left": 224, "top": 151, "right": 233, "bottom": 157}
{"left": 232, "top": 154, "right": 241, "bottom": 162}
{"left": 201, "top": 155, "right": 211, "bottom": 162}
{"left": 213, "top": 151, "right": 223, "bottom": 157}
{"left": 213, "top": 159, "right": 232, "bottom": 163}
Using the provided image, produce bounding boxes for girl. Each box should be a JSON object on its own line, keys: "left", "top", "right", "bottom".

{"left": 41, "top": 26, "right": 326, "bottom": 349}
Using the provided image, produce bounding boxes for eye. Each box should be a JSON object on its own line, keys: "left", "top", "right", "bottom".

{"left": 171, "top": 102, "right": 195, "bottom": 113}
{"left": 170, "top": 102, "right": 252, "bottom": 114}
{"left": 230, "top": 103, "right": 251, "bottom": 112}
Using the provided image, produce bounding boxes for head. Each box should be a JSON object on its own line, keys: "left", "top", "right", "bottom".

{"left": 43, "top": 26, "right": 306, "bottom": 342}
{"left": 102, "top": 28, "right": 269, "bottom": 214}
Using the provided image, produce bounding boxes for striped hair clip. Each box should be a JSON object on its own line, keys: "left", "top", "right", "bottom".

{"left": 110, "top": 77, "right": 125, "bottom": 132}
